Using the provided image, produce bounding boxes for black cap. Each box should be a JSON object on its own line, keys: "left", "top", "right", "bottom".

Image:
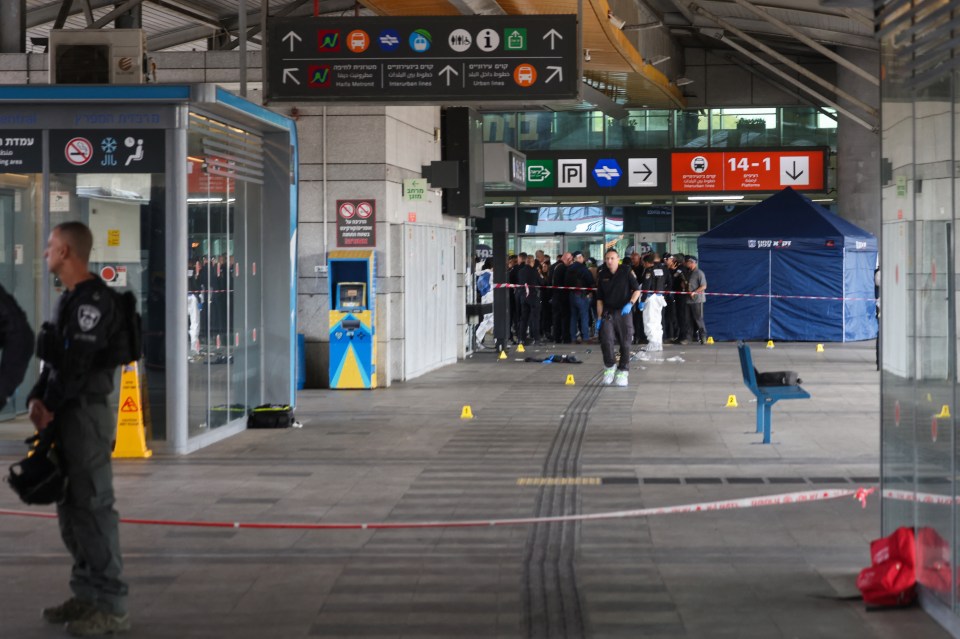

{"left": 571, "top": 251, "right": 583, "bottom": 258}
{"left": 662, "top": 252, "right": 673, "bottom": 260}
{"left": 686, "top": 255, "right": 698, "bottom": 263}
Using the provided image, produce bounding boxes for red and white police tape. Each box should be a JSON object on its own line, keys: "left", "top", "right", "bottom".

{"left": 0, "top": 487, "right": 878, "bottom": 531}
{"left": 493, "top": 283, "right": 877, "bottom": 303}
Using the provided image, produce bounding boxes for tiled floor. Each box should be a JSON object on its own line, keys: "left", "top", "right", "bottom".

{"left": 0, "top": 340, "right": 949, "bottom": 637}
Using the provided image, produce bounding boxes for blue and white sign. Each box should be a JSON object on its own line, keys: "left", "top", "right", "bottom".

{"left": 592, "top": 159, "right": 622, "bottom": 187}
{"left": 378, "top": 29, "right": 400, "bottom": 51}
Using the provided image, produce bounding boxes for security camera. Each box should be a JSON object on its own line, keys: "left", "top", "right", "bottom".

{"left": 607, "top": 11, "right": 627, "bottom": 30}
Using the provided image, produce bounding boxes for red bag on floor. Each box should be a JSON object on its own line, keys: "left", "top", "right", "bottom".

{"left": 856, "top": 527, "right": 917, "bottom": 607}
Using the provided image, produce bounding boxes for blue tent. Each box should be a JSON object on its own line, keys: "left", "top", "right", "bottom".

{"left": 697, "top": 188, "right": 877, "bottom": 342}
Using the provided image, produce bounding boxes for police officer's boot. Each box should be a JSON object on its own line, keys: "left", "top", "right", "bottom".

{"left": 42, "top": 597, "right": 96, "bottom": 624}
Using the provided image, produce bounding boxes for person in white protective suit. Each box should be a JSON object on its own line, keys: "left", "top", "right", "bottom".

{"left": 187, "top": 292, "right": 200, "bottom": 354}
{"left": 474, "top": 258, "right": 494, "bottom": 348}
{"left": 639, "top": 253, "right": 671, "bottom": 351}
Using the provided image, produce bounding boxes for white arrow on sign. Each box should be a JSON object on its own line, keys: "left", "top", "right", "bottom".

{"left": 283, "top": 68, "right": 300, "bottom": 85}
{"left": 543, "top": 28, "right": 563, "bottom": 50}
{"left": 545, "top": 66, "right": 563, "bottom": 83}
{"left": 282, "top": 31, "right": 302, "bottom": 53}
{"left": 439, "top": 64, "right": 459, "bottom": 86}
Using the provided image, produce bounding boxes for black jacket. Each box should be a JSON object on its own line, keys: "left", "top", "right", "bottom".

{"left": 29, "top": 276, "right": 119, "bottom": 412}
{"left": 0, "top": 283, "right": 34, "bottom": 403}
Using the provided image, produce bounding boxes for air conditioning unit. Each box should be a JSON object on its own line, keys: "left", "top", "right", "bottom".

{"left": 49, "top": 29, "right": 146, "bottom": 85}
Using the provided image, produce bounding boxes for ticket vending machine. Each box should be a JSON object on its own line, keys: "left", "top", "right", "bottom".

{"left": 328, "top": 250, "right": 377, "bottom": 389}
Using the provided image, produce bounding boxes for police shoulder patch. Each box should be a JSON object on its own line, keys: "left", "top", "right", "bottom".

{"left": 77, "top": 304, "right": 102, "bottom": 332}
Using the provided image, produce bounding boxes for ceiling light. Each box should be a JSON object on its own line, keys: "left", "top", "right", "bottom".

{"left": 674, "top": 77, "right": 694, "bottom": 87}
{"left": 687, "top": 195, "right": 744, "bottom": 201}
{"left": 647, "top": 55, "right": 670, "bottom": 66}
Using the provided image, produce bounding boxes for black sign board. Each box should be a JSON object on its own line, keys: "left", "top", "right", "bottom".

{"left": 0, "top": 130, "right": 42, "bottom": 172}
{"left": 488, "top": 150, "right": 673, "bottom": 197}
{"left": 266, "top": 15, "right": 578, "bottom": 102}
{"left": 336, "top": 199, "right": 376, "bottom": 247}
{"left": 50, "top": 129, "right": 165, "bottom": 174}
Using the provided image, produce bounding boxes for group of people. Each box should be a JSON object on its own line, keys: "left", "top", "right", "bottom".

{"left": 474, "top": 247, "right": 709, "bottom": 360}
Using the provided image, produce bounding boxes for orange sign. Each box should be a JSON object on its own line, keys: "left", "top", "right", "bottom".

{"left": 346, "top": 30, "right": 370, "bottom": 53}
{"left": 120, "top": 396, "right": 139, "bottom": 413}
{"left": 671, "top": 150, "right": 826, "bottom": 192}
{"left": 513, "top": 64, "right": 537, "bottom": 87}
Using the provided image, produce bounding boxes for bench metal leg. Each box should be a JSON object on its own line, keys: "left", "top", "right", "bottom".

{"left": 755, "top": 402, "right": 765, "bottom": 435}
{"left": 762, "top": 403, "right": 774, "bottom": 444}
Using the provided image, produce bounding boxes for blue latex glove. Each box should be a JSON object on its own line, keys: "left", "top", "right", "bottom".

{"left": 595, "top": 318, "right": 602, "bottom": 333}
{"left": 637, "top": 301, "right": 645, "bottom": 311}
{"left": 620, "top": 302, "right": 633, "bottom": 316}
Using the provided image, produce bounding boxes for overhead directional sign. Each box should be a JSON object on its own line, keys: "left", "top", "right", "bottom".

{"left": 266, "top": 15, "right": 579, "bottom": 102}
{"left": 488, "top": 148, "right": 828, "bottom": 196}
{"left": 671, "top": 150, "right": 827, "bottom": 192}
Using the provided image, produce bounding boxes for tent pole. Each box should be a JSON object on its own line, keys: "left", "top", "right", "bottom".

{"left": 768, "top": 251, "right": 772, "bottom": 340}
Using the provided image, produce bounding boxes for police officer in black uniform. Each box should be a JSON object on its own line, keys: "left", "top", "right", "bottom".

{"left": 595, "top": 248, "right": 642, "bottom": 386}
{"left": 30, "top": 222, "right": 130, "bottom": 636}
{"left": 0, "top": 283, "right": 34, "bottom": 408}
{"left": 516, "top": 253, "right": 543, "bottom": 344}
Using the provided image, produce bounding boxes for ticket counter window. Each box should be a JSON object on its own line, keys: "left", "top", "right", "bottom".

{"left": 0, "top": 171, "right": 40, "bottom": 419}
{"left": 47, "top": 170, "right": 167, "bottom": 438}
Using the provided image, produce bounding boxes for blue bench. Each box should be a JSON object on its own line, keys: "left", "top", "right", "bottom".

{"left": 737, "top": 341, "right": 811, "bottom": 444}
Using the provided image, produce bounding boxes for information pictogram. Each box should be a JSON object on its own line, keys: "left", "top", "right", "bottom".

{"left": 65, "top": 137, "right": 93, "bottom": 166}
{"left": 476, "top": 28, "right": 500, "bottom": 52}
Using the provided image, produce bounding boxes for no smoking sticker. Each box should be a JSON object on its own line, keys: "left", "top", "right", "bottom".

{"left": 65, "top": 137, "right": 94, "bottom": 166}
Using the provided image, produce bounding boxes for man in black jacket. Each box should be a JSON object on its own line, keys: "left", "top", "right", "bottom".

{"left": 595, "top": 248, "right": 641, "bottom": 386}
{"left": 550, "top": 252, "right": 572, "bottom": 344}
{"left": 30, "top": 222, "right": 131, "bottom": 636}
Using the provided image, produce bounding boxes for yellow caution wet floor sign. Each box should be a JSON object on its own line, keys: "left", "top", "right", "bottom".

{"left": 113, "top": 362, "right": 152, "bottom": 458}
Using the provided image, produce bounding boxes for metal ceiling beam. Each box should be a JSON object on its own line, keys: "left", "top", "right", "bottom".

{"left": 729, "top": 0, "right": 879, "bottom": 87}
{"left": 29, "top": 0, "right": 106, "bottom": 27}
{"left": 448, "top": 0, "right": 506, "bottom": 15}
{"left": 689, "top": 2, "right": 877, "bottom": 118}
{"left": 222, "top": 0, "right": 328, "bottom": 51}
{"left": 78, "top": 0, "right": 95, "bottom": 26}
{"left": 699, "top": 28, "right": 876, "bottom": 132}
{"left": 721, "top": 53, "right": 837, "bottom": 122}
{"left": 149, "top": 0, "right": 224, "bottom": 30}
{"left": 90, "top": 0, "right": 145, "bottom": 29}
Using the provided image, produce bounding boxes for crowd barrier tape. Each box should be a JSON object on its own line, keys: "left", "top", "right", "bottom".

{"left": 493, "top": 282, "right": 877, "bottom": 303}
{"left": 883, "top": 488, "right": 957, "bottom": 506}
{"left": 0, "top": 487, "right": 876, "bottom": 531}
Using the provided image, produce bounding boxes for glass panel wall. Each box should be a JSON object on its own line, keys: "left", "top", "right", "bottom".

{"left": 186, "top": 117, "right": 263, "bottom": 438}
{"left": 879, "top": 1, "right": 960, "bottom": 626}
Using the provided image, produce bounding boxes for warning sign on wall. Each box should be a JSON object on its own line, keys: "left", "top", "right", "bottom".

{"left": 336, "top": 199, "right": 376, "bottom": 248}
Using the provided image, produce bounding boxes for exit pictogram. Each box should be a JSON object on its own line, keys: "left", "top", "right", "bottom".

{"left": 504, "top": 28, "right": 527, "bottom": 51}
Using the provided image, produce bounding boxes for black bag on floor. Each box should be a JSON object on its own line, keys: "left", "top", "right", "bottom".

{"left": 755, "top": 368, "right": 802, "bottom": 386}
{"left": 248, "top": 404, "right": 295, "bottom": 429}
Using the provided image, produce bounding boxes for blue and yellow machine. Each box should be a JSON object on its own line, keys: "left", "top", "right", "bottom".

{"left": 328, "top": 250, "right": 377, "bottom": 389}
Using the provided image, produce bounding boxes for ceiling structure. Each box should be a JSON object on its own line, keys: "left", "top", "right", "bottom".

{"left": 20, "top": 0, "right": 877, "bottom": 121}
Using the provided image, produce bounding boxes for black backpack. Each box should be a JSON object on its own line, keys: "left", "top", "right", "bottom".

{"left": 755, "top": 368, "right": 802, "bottom": 386}
{"left": 104, "top": 289, "right": 142, "bottom": 367}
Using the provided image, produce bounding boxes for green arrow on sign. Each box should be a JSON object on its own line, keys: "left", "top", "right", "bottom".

{"left": 527, "top": 160, "right": 554, "bottom": 188}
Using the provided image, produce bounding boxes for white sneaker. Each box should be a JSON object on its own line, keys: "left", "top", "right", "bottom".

{"left": 601, "top": 368, "right": 615, "bottom": 385}
{"left": 647, "top": 342, "right": 662, "bottom": 352}
{"left": 614, "top": 370, "right": 628, "bottom": 386}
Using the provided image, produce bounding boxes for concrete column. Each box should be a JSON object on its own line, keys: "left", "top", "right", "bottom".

{"left": 837, "top": 46, "right": 881, "bottom": 239}
{"left": 295, "top": 105, "right": 460, "bottom": 388}
{"left": 0, "top": 0, "right": 26, "bottom": 54}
